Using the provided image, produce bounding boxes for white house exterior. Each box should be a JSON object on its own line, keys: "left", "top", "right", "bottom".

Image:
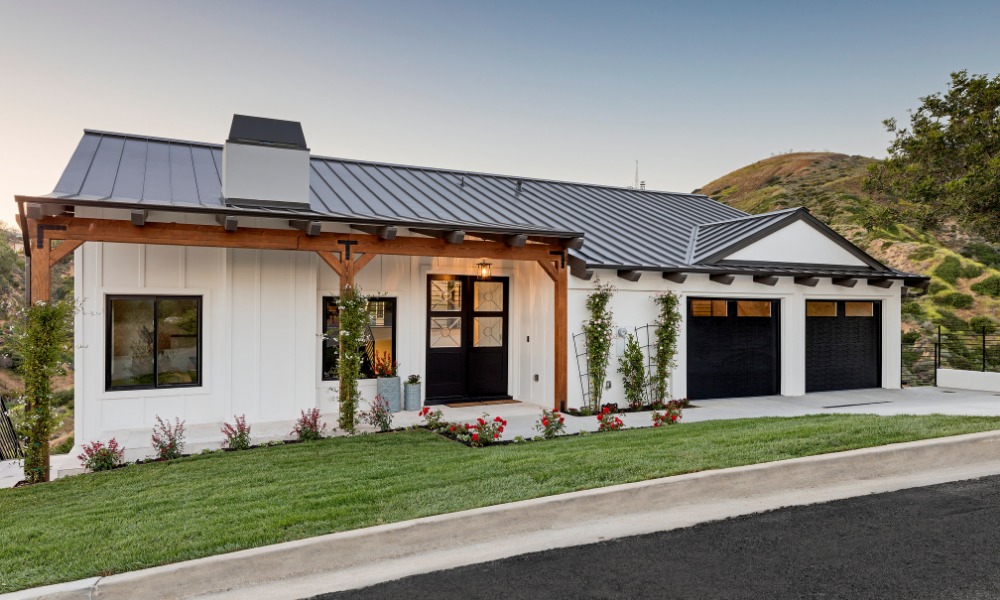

{"left": 15, "top": 116, "right": 927, "bottom": 456}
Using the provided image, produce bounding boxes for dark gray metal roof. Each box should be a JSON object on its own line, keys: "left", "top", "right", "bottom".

{"left": 20, "top": 129, "right": 923, "bottom": 281}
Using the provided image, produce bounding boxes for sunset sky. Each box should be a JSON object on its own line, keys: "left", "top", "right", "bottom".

{"left": 2, "top": 0, "right": 998, "bottom": 225}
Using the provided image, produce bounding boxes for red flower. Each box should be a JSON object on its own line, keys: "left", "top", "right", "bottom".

{"left": 542, "top": 418, "right": 549, "bottom": 426}
{"left": 671, "top": 414, "right": 678, "bottom": 421}
{"left": 494, "top": 416, "right": 502, "bottom": 422}
{"left": 498, "top": 426, "right": 505, "bottom": 433}
{"left": 558, "top": 417, "right": 565, "bottom": 423}
{"left": 472, "top": 433, "right": 479, "bottom": 442}
{"left": 465, "top": 423, "right": 472, "bottom": 430}
{"left": 478, "top": 418, "right": 486, "bottom": 426}
{"left": 449, "top": 425, "right": 456, "bottom": 432}
{"left": 493, "top": 433, "right": 499, "bottom": 439}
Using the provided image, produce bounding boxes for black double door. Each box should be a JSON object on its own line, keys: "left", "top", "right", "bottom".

{"left": 426, "top": 275, "right": 510, "bottom": 404}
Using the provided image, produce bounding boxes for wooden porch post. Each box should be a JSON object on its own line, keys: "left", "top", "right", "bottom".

{"left": 28, "top": 220, "right": 51, "bottom": 303}
{"left": 554, "top": 261, "right": 568, "bottom": 411}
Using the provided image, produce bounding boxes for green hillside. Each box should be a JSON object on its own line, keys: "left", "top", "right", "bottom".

{"left": 697, "top": 152, "right": 1000, "bottom": 341}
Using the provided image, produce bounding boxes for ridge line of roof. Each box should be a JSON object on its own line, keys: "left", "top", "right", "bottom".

{"left": 81, "top": 128, "right": 720, "bottom": 200}
{"left": 696, "top": 206, "right": 804, "bottom": 228}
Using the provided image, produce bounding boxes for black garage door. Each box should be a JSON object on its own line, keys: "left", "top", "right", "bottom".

{"left": 687, "top": 298, "right": 780, "bottom": 400}
{"left": 806, "top": 300, "right": 881, "bottom": 392}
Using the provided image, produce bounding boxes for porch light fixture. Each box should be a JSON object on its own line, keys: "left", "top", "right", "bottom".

{"left": 477, "top": 259, "right": 492, "bottom": 280}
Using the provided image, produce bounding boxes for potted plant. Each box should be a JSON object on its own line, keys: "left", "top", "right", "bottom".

{"left": 404, "top": 374, "right": 421, "bottom": 411}
{"left": 373, "top": 352, "right": 401, "bottom": 412}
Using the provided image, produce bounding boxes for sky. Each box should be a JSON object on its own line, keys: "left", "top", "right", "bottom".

{"left": 1, "top": 0, "right": 999, "bottom": 225}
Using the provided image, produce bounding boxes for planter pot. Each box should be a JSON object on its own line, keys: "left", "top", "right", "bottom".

{"left": 403, "top": 383, "right": 422, "bottom": 411}
{"left": 377, "top": 377, "right": 402, "bottom": 412}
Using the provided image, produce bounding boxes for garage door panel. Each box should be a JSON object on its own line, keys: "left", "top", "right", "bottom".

{"left": 687, "top": 298, "right": 780, "bottom": 400}
{"left": 806, "top": 300, "right": 881, "bottom": 392}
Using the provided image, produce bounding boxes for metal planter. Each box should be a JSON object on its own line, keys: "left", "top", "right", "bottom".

{"left": 403, "top": 383, "right": 422, "bottom": 411}
{"left": 377, "top": 377, "right": 402, "bottom": 413}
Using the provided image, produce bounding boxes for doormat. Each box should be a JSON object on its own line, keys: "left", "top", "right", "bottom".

{"left": 445, "top": 399, "right": 521, "bottom": 408}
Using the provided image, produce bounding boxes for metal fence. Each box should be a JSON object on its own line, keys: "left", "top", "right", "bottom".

{"left": 0, "top": 396, "right": 22, "bottom": 461}
{"left": 901, "top": 326, "right": 1000, "bottom": 387}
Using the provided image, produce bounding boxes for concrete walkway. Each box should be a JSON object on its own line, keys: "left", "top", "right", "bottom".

{"left": 0, "top": 458, "right": 21, "bottom": 488}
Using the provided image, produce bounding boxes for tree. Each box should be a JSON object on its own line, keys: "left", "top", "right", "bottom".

{"left": 4, "top": 301, "right": 74, "bottom": 483}
{"left": 864, "top": 70, "right": 1000, "bottom": 241}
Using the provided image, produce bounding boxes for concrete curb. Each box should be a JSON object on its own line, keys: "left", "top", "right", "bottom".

{"left": 8, "top": 429, "right": 1000, "bottom": 600}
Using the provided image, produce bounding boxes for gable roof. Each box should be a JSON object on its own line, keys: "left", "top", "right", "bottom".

{"left": 18, "top": 129, "right": 925, "bottom": 281}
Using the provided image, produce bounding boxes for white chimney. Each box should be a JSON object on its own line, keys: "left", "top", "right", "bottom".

{"left": 222, "top": 115, "right": 311, "bottom": 208}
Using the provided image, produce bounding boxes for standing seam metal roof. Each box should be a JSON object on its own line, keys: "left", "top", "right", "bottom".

{"left": 27, "top": 129, "right": 916, "bottom": 278}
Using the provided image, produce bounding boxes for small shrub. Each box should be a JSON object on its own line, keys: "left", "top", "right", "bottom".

{"left": 934, "top": 256, "right": 982, "bottom": 285}
{"left": 962, "top": 242, "right": 1000, "bottom": 269}
{"left": 534, "top": 409, "right": 566, "bottom": 439}
{"left": 971, "top": 275, "right": 1000, "bottom": 297}
{"left": 372, "top": 352, "right": 399, "bottom": 378}
{"left": 908, "top": 245, "right": 937, "bottom": 261}
{"left": 78, "top": 438, "right": 125, "bottom": 472}
{"left": 359, "top": 394, "right": 393, "bottom": 432}
{"left": 596, "top": 406, "right": 624, "bottom": 432}
{"left": 418, "top": 406, "right": 448, "bottom": 431}
{"left": 405, "top": 374, "right": 420, "bottom": 385}
{"left": 221, "top": 415, "right": 252, "bottom": 450}
{"left": 652, "top": 400, "right": 684, "bottom": 427}
{"left": 969, "top": 316, "right": 998, "bottom": 333}
{"left": 464, "top": 414, "right": 507, "bottom": 447}
{"left": 933, "top": 292, "right": 974, "bottom": 309}
{"left": 52, "top": 389, "right": 74, "bottom": 408}
{"left": 617, "top": 333, "right": 647, "bottom": 410}
{"left": 901, "top": 301, "right": 926, "bottom": 320}
{"left": 927, "top": 280, "right": 949, "bottom": 294}
{"left": 52, "top": 435, "right": 74, "bottom": 455}
{"left": 292, "top": 408, "right": 328, "bottom": 441}
{"left": 150, "top": 415, "right": 186, "bottom": 460}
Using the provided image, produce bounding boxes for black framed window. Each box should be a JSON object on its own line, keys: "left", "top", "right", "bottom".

{"left": 322, "top": 297, "right": 396, "bottom": 380}
{"left": 106, "top": 296, "right": 202, "bottom": 391}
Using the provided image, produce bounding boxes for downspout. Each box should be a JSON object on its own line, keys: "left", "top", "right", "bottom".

{"left": 17, "top": 199, "right": 30, "bottom": 304}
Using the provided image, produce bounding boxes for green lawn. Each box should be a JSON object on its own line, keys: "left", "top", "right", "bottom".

{"left": 3, "top": 414, "right": 1000, "bottom": 593}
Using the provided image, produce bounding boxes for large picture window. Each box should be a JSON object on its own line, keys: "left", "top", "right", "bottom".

{"left": 106, "top": 296, "right": 202, "bottom": 391}
{"left": 322, "top": 297, "right": 396, "bottom": 380}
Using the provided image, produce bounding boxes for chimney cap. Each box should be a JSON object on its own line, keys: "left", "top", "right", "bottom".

{"left": 227, "top": 114, "right": 308, "bottom": 151}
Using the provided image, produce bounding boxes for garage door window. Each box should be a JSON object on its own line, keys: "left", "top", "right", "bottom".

{"left": 806, "top": 301, "right": 837, "bottom": 317}
{"left": 691, "top": 299, "right": 727, "bottom": 317}
{"left": 845, "top": 302, "right": 875, "bottom": 317}
{"left": 737, "top": 301, "right": 772, "bottom": 317}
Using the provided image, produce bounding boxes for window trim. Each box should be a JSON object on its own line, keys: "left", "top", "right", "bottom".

{"left": 321, "top": 296, "right": 398, "bottom": 381}
{"left": 105, "top": 295, "right": 203, "bottom": 392}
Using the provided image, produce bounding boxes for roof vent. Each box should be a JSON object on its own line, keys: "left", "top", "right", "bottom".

{"left": 222, "top": 115, "right": 310, "bottom": 209}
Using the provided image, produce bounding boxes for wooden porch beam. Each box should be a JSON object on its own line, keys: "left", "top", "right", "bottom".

{"left": 315, "top": 251, "right": 345, "bottom": 278}
{"left": 410, "top": 228, "right": 465, "bottom": 244}
{"left": 352, "top": 252, "right": 378, "bottom": 275}
{"left": 216, "top": 215, "right": 239, "bottom": 232}
{"left": 32, "top": 216, "right": 565, "bottom": 262}
{"left": 553, "top": 262, "right": 568, "bottom": 411}
{"left": 567, "top": 254, "right": 593, "bottom": 280}
{"left": 351, "top": 224, "right": 397, "bottom": 240}
{"left": 25, "top": 202, "right": 69, "bottom": 220}
{"left": 49, "top": 240, "right": 83, "bottom": 266}
{"left": 537, "top": 259, "right": 558, "bottom": 282}
{"left": 27, "top": 219, "right": 51, "bottom": 303}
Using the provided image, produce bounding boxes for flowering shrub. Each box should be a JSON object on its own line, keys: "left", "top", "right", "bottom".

{"left": 596, "top": 406, "right": 624, "bottom": 432}
{"left": 337, "top": 285, "right": 369, "bottom": 432}
{"left": 465, "top": 414, "right": 507, "bottom": 447}
{"left": 418, "top": 406, "right": 448, "bottom": 431}
{"left": 359, "top": 394, "right": 393, "bottom": 432}
{"left": 150, "top": 415, "right": 186, "bottom": 460}
{"left": 534, "top": 409, "right": 566, "bottom": 439}
{"left": 221, "top": 415, "right": 252, "bottom": 450}
{"left": 617, "top": 333, "right": 647, "bottom": 409}
{"left": 405, "top": 374, "right": 421, "bottom": 385}
{"left": 651, "top": 292, "right": 682, "bottom": 405}
{"left": 582, "top": 280, "right": 616, "bottom": 411}
{"left": 78, "top": 438, "right": 125, "bottom": 472}
{"left": 292, "top": 408, "right": 328, "bottom": 441}
{"left": 372, "top": 352, "right": 399, "bottom": 377}
{"left": 652, "top": 400, "right": 684, "bottom": 427}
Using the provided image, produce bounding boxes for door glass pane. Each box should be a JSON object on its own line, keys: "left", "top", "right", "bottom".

{"left": 474, "top": 316, "right": 503, "bottom": 347}
{"left": 430, "top": 316, "right": 462, "bottom": 347}
{"left": 109, "top": 298, "right": 155, "bottom": 387}
{"left": 474, "top": 281, "right": 503, "bottom": 312}
{"left": 846, "top": 301, "right": 874, "bottom": 317}
{"left": 430, "top": 280, "right": 462, "bottom": 311}
{"left": 737, "top": 301, "right": 771, "bottom": 317}
{"left": 807, "top": 301, "right": 837, "bottom": 317}
{"left": 156, "top": 298, "right": 200, "bottom": 385}
{"left": 690, "top": 299, "right": 727, "bottom": 317}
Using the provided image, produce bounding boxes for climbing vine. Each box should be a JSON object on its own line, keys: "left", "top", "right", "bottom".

{"left": 337, "top": 285, "right": 368, "bottom": 432}
{"left": 582, "top": 280, "right": 615, "bottom": 411}
{"left": 4, "top": 300, "right": 74, "bottom": 483}
{"left": 617, "top": 332, "right": 647, "bottom": 409}
{"left": 651, "top": 292, "right": 681, "bottom": 405}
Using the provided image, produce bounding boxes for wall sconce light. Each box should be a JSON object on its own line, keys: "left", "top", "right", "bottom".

{"left": 477, "top": 259, "right": 492, "bottom": 280}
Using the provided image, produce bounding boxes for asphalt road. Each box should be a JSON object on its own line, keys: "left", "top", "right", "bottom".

{"left": 310, "top": 474, "right": 1000, "bottom": 600}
